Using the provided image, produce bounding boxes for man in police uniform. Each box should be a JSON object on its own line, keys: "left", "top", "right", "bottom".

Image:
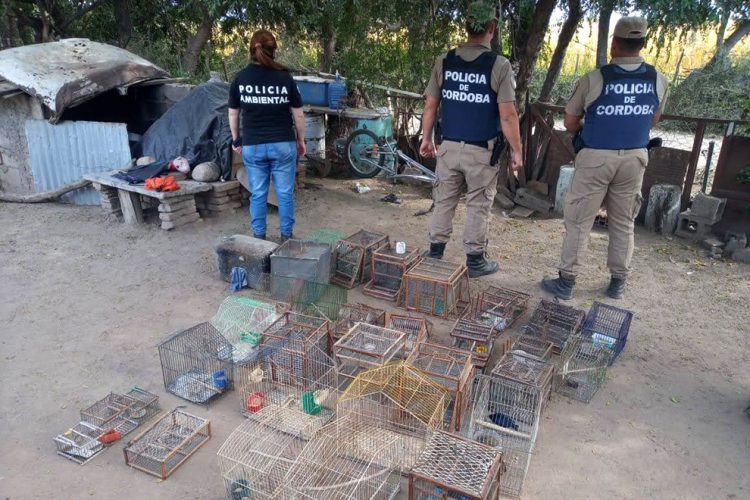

{"left": 542, "top": 16, "right": 667, "bottom": 299}
{"left": 420, "top": 1, "right": 523, "bottom": 278}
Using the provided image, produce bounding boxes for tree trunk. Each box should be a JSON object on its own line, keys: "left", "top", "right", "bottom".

{"left": 538, "top": 0, "right": 582, "bottom": 103}
{"left": 491, "top": 0, "right": 502, "bottom": 54}
{"left": 714, "top": 7, "right": 731, "bottom": 57}
{"left": 514, "top": 0, "right": 556, "bottom": 104}
{"left": 320, "top": 21, "right": 337, "bottom": 73}
{"left": 113, "top": 0, "right": 132, "bottom": 48}
{"left": 707, "top": 20, "right": 750, "bottom": 68}
{"left": 596, "top": 1, "right": 614, "bottom": 68}
{"left": 182, "top": 12, "right": 215, "bottom": 76}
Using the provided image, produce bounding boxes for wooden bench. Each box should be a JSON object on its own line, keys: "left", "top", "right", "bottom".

{"left": 83, "top": 171, "right": 212, "bottom": 230}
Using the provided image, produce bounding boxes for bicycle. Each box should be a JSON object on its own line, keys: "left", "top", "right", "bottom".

{"left": 344, "top": 129, "right": 437, "bottom": 184}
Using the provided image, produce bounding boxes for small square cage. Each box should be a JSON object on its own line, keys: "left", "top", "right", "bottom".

{"left": 331, "top": 229, "right": 389, "bottom": 288}
{"left": 54, "top": 421, "right": 106, "bottom": 464}
{"left": 463, "top": 374, "right": 542, "bottom": 499}
{"left": 158, "top": 322, "right": 234, "bottom": 405}
{"left": 331, "top": 303, "right": 387, "bottom": 345}
{"left": 407, "top": 342, "right": 474, "bottom": 431}
{"left": 555, "top": 335, "right": 612, "bottom": 403}
{"left": 337, "top": 362, "right": 449, "bottom": 471}
{"left": 235, "top": 339, "right": 338, "bottom": 440}
{"left": 409, "top": 431, "right": 502, "bottom": 500}
{"left": 524, "top": 300, "right": 586, "bottom": 354}
{"left": 217, "top": 419, "right": 307, "bottom": 499}
{"left": 123, "top": 408, "right": 211, "bottom": 479}
{"left": 80, "top": 387, "right": 160, "bottom": 436}
{"left": 511, "top": 332, "right": 554, "bottom": 361}
{"left": 491, "top": 353, "right": 554, "bottom": 410}
{"left": 363, "top": 242, "right": 421, "bottom": 300}
{"left": 271, "top": 238, "right": 331, "bottom": 284}
{"left": 469, "top": 285, "right": 531, "bottom": 331}
{"left": 385, "top": 313, "right": 429, "bottom": 356}
{"left": 402, "top": 257, "right": 471, "bottom": 318}
{"left": 210, "top": 296, "right": 280, "bottom": 363}
{"left": 450, "top": 318, "right": 504, "bottom": 371}
{"left": 261, "top": 311, "right": 330, "bottom": 367}
{"left": 581, "top": 301, "right": 634, "bottom": 364}
{"left": 271, "top": 276, "right": 348, "bottom": 321}
{"left": 333, "top": 323, "right": 407, "bottom": 390}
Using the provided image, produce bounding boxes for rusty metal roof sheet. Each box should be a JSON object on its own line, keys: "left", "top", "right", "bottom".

{"left": 0, "top": 38, "right": 170, "bottom": 122}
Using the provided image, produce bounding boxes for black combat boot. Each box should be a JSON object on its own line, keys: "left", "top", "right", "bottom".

{"left": 281, "top": 233, "right": 293, "bottom": 243}
{"left": 541, "top": 272, "right": 575, "bottom": 300}
{"left": 253, "top": 233, "right": 266, "bottom": 240}
{"left": 425, "top": 242, "right": 446, "bottom": 259}
{"left": 606, "top": 276, "right": 626, "bottom": 299}
{"left": 466, "top": 253, "right": 499, "bottom": 278}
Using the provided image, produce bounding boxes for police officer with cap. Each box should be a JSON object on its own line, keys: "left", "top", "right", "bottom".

{"left": 542, "top": 16, "right": 667, "bottom": 299}
{"left": 420, "top": 0, "right": 523, "bottom": 278}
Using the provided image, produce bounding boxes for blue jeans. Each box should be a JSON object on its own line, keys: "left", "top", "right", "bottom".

{"left": 242, "top": 142, "right": 297, "bottom": 237}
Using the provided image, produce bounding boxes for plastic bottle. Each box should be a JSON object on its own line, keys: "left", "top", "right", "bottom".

{"left": 328, "top": 72, "right": 347, "bottom": 110}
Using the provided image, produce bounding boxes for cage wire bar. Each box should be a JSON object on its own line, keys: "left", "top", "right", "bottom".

{"left": 407, "top": 342, "right": 474, "bottom": 431}
{"left": 468, "top": 285, "right": 531, "bottom": 331}
{"left": 450, "top": 318, "right": 509, "bottom": 372}
{"left": 409, "top": 431, "right": 502, "bottom": 500}
{"left": 402, "top": 257, "right": 471, "bottom": 319}
{"left": 235, "top": 339, "right": 338, "bottom": 440}
{"left": 277, "top": 415, "right": 402, "bottom": 499}
{"left": 54, "top": 421, "right": 106, "bottom": 464}
{"left": 332, "top": 303, "right": 387, "bottom": 346}
{"left": 331, "top": 230, "right": 389, "bottom": 289}
{"left": 333, "top": 323, "right": 407, "bottom": 390}
{"left": 581, "top": 301, "right": 634, "bottom": 364}
{"left": 555, "top": 335, "right": 612, "bottom": 403}
{"left": 385, "top": 313, "right": 430, "bottom": 357}
{"left": 337, "top": 362, "right": 449, "bottom": 471}
{"left": 271, "top": 239, "right": 331, "bottom": 284}
{"left": 123, "top": 408, "right": 211, "bottom": 479}
{"left": 80, "top": 387, "right": 160, "bottom": 436}
{"left": 491, "top": 352, "right": 554, "bottom": 411}
{"left": 158, "top": 322, "right": 234, "bottom": 405}
{"left": 271, "top": 276, "right": 347, "bottom": 321}
{"left": 463, "top": 374, "right": 542, "bottom": 499}
{"left": 217, "top": 418, "right": 307, "bottom": 500}
{"left": 524, "top": 300, "right": 586, "bottom": 354}
{"left": 363, "top": 243, "right": 421, "bottom": 301}
{"left": 511, "top": 333, "right": 554, "bottom": 361}
{"left": 210, "top": 296, "right": 280, "bottom": 363}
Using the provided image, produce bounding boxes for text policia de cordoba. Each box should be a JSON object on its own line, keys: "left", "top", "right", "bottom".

{"left": 595, "top": 81, "right": 657, "bottom": 116}
{"left": 239, "top": 85, "right": 290, "bottom": 104}
{"left": 441, "top": 71, "right": 492, "bottom": 103}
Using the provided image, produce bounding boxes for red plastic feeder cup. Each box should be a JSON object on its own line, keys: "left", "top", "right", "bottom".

{"left": 246, "top": 391, "right": 266, "bottom": 413}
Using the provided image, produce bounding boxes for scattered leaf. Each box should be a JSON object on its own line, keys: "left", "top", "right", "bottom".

{"left": 670, "top": 396, "right": 681, "bottom": 404}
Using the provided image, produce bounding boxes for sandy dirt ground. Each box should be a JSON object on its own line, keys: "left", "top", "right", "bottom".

{"left": 1, "top": 177, "right": 748, "bottom": 500}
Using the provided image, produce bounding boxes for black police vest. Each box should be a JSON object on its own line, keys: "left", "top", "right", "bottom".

{"left": 440, "top": 49, "right": 499, "bottom": 142}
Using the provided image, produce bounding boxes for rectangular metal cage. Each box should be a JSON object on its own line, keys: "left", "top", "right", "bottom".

{"left": 331, "top": 303, "right": 387, "bottom": 346}
{"left": 123, "top": 408, "right": 211, "bottom": 479}
{"left": 271, "top": 276, "right": 348, "bottom": 321}
{"left": 54, "top": 421, "right": 106, "bottom": 464}
{"left": 80, "top": 387, "right": 160, "bottom": 436}
{"left": 510, "top": 333, "right": 554, "bottom": 361}
{"left": 331, "top": 229, "right": 389, "bottom": 288}
{"left": 362, "top": 243, "right": 421, "bottom": 301}
{"left": 271, "top": 238, "right": 331, "bottom": 284}
{"left": 385, "top": 313, "right": 430, "bottom": 357}
{"left": 158, "top": 322, "right": 234, "bottom": 405}
{"left": 555, "top": 335, "right": 612, "bottom": 403}
{"left": 524, "top": 300, "right": 586, "bottom": 354}
{"left": 402, "top": 257, "right": 471, "bottom": 319}
{"left": 468, "top": 285, "right": 531, "bottom": 331}
{"left": 491, "top": 353, "right": 554, "bottom": 410}
{"left": 581, "top": 301, "right": 634, "bottom": 364}
{"left": 333, "top": 323, "right": 407, "bottom": 390}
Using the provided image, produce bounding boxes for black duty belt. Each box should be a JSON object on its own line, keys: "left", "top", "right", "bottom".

{"left": 442, "top": 137, "right": 490, "bottom": 149}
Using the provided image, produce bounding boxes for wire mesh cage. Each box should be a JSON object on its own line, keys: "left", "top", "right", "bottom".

{"left": 158, "top": 322, "right": 234, "bottom": 405}
{"left": 123, "top": 408, "right": 211, "bottom": 479}
{"left": 271, "top": 238, "right": 331, "bottom": 284}
{"left": 409, "top": 431, "right": 502, "bottom": 500}
{"left": 407, "top": 342, "right": 474, "bottom": 431}
{"left": 510, "top": 332, "right": 554, "bottom": 361}
{"left": 277, "top": 415, "right": 402, "bottom": 499}
{"left": 555, "top": 335, "right": 612, "bottom": 403}
{"left": 524, "top": 300, "right": 586, "bottom": 354}
{"left": 385, "top": 313, "right": 430, "bottom": 357}
{"left": 337, "top": 362, "right": 449, "bottom": 471}
{"left": 468, "top": 285, "right": 531, "bottom": 331}
{"left": 210, "top": 296, "right": 280, "bottom": 363}
{"left": 54, "top": 421, "right": 106, "bottom": 464}
{"left": 331, "top": 303, "right": 387, "bottom": 345}
{"left": 271, "top": 276, "right": 348, "bottom": 321}
{"left": 235, "top": 339, "right": 338, "bottom": 440}
{"left": 491, "top": 353, "right": 554, "bottom": 411}
{"left": 333, "top": 323, "right": 407, "bottom": 390}
{"left": 80, "top": 387, "right": 160, "bottom": 437}
{"left": 260, "top": 311, "right": 330, "bottom": 368}
{"left": 450, "top": 318, "right": 505, "bottom": 372}
{"left": 402, "top": 258, "right": 471, "bottom": 318}
{"left": 331, "top": 229, "right": 389, "bottom": 288}
{"left": 363, "top": 243, "right": 421, "bottom": 301}
{"left": 581, "top": 301, "right": 634, "bottom": 364}
{"left": 462, "top": 374, "right": 542, "bottom": 499}
{"left": 217, "top": 418, "right": 307, "bottom": 500}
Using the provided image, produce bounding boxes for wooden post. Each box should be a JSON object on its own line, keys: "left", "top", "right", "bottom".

{"left": 681, "top": 120, "right": 707, "bottom": 210}
{"left": 117, "top": 190, "right": 144, "bottom": 224}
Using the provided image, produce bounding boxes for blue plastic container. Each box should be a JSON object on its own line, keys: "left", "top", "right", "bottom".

{"left": 294, "top": 76, "right": 328, "bottom": 106}
{"left": 328, "top": 73, "right": 347, "bottom": 109}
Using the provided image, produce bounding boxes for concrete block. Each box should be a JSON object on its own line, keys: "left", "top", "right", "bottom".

{"left": 158, "top": 199, "right": 196, "bottom": 213}
{"left": 690, "top": 193, "right": 726, "bottom": 223}
{"left": 160, "top": 211, "right": 200, "bottom": 230}
{"left": 210, "top": 180, "right": 241, "bottom": 193}
{"left": 159, "top": 207, "right": 198, "bottom": 221}
{"left": 675, "top": 210, "right": 715, "bottom": 240}
{"left": 702, "top": 237, "right": 724, "bottom": 250}
{"left": 724, "top": 234, "right": 747, "bottom": 254}
{"left": 514, "top": 187, "right": 552, "bottom": 213}
{"left": 730, "top": 247, "right": 750, "bottom": 263}
{"left": 645, "top": 184, "right": 681, "bottom": 234}
{"left": 510, "top": 206, "right": 534, "bottom": 218}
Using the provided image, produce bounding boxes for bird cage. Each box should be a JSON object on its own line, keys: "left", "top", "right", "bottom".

{"left": 463, "top": 374, "right": 542, "bottom": 499}
{"left": 409, "top": 431, "right": 502, "bottom": 500}
{"left": 271, "top": 238, "right": 331, "bottom": 284}
{"left": 271, "top": 276, "right": 348, "bottom": 321}
{"left": 260, "top": 311, "right": 330, "bottom": 371}
{"left": 524, "top": 300, "right": 585, "bottom": 354}
{"left": 54, "top": 421, "right": 106, "bottom": 464}
{"left": 402, "top": 257, "right": 471, "bottom": 318}
{"left": 235, "top": 340, "right": 338, "bottom": 440}
{"left": 277, "top": 415, "right": 402, "bottom": 499}
{"left": 581, "top": 301, "right": 634, "bottom": 364}
{"left": 336, "top": 362, "right": 449, "bottom": 470}
{"left": 210, "top": 296, "right": 280, "bottom": 363}
{"left": 217, "top": 419, "right": 307, "bottom": 500}
{"left": 331, "top": 229, "right": 389, "bottom": 288}
{"left": 158, "top": 322, "right": 234, "bottom": 405}
{"left": 123, "top": 408, "right": 211, "bottom": 479}
{"left": 385, "top": 313, "right": 429, "bottom": 356}
{"left": 469, "top": 285, "right": 530, "bottom": 331}
{"left": 363, "top": 242, "right": 421, "bottom": 300}
{"left": 331, "top": 303, "right": 387, "bottom": 346}
{"left": 407, "top": 342, "right": 474, "bottom": 431}
{"left": 333, "top": 323, "right": 407, "bottom": 390}
{"left": 80, "top": 387, "right": 159, "bottom": 435}
{"left": 511, "top": 332, "right": 554, "bottom": 361}
{"left": 491, "top": 353, "right": 554, "bottom": 410}
{"left": 555, "top": 335, "right": 611, "bottom": 402}
{"left": 450, "top": 318, "right": 506, "bottom": 372}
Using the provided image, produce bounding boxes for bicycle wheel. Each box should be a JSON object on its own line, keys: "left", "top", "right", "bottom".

{"left": 345, "top": 129, "right": 384, "bottom": 178}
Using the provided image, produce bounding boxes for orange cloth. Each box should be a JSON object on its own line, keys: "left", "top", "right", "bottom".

{"left": 145, "top": 176, "right": 180, "bottom": 192}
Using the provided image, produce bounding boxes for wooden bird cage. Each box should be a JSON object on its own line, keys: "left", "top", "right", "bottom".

{"left": 524, "top": 300, "right": 585, "bottom": 354}
{"left": 333, "top": 323, "right": 407, "bottom": 390}
{"left": 402, "top": 257, "right": 470, "bottom": 319}
{"left": 511, "top": 332, "right": 554, "bottom": 361}
{"left": 331, "top": 303, "right": 387, "bottom": 346}
{"left": 450, "top": 318, "right": 508, "bottom": 372}
{"left": 331, "top": 230, "right": 389, "bottom": 288}
{"left": 407, "top": 342, "right": 474, "bottom": 431}
{"left": 210, "top": 296, "right": 280, "bottom": 363}
{"left": 491, "top": 352, "right": 554, "bottom": 410}
{"left": 468, "top": 285, "right": 531, "bottom": 331}
{"left": 363, "top": 242, "right": 421, "bottom": 301}
{"left": 554, "top": 335, "right": 611, "bottom": 403}
{"left": 385, "top": 313, "right": 430, "bottom": 357}
{"left": 261, "top": 311, "right": 330, "bottom": 363}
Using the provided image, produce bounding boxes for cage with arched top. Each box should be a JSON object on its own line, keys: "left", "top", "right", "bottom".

{"left": 209, "top": 296, "right": 280, "bottom": 363}
{"left": 336, "top": 362, "right": 449, "bottom": 471}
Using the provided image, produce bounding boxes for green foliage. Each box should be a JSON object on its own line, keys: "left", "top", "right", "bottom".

{"left": 737, "top": 166, "right": 750, "bottom": 184}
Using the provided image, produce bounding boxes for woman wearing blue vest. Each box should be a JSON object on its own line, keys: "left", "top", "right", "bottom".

{"left": 228, "top": 30, "right": 305, "bottom": 241}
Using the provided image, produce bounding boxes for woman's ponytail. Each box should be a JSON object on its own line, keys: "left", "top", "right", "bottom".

{"left": 249, "top": 30, "right": 286, "bottom": 71}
